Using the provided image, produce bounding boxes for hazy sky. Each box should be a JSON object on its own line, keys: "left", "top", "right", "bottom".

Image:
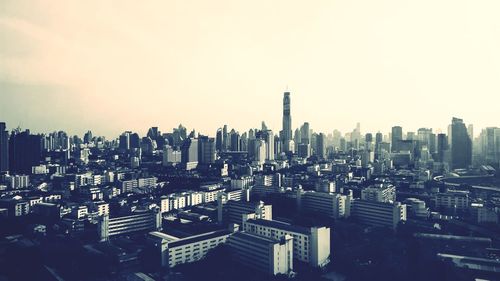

{"left": 1, "top": 0, "right": 499, "bottom": 138}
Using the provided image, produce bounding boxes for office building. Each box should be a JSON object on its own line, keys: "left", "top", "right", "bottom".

{"left": 242, "top": 216, "right": 330, "bottom": 267}
{"left": 149, "top": 229, "right": 233, "bottom": 268}
{"left": 300, "top": 122, "right": 310, "bottom": 145}
{"left": 9, "top": 130, "right": 42, "bottom": 174}
{"left": 403, "top": 198, "right": 429, "bottom": 218}
{"left": 351, "top": 199, "right": 407, "bottom": 229}
{"left": 450, "top": 117, "right": 472, "bottom": 169}
{"left": 316, "top": 133, "right": 326, "bottom": 159}
{"left": 282, "top": 92, "right": 292, "bottom": 151}
{"left": 256, "top": 130, "right": 274, "bottom": 161}
{"left": 297, "top": 188, "right": 351, "bottom": 219}
{"left": 218, "top": 199, "right": 272, "bottom": 225}
{"left": 0, "top": 122, "right": 8, "bottom": 172}
{"left": 119, "top": 131, "right": 131, "bottom": 152}
{"left": 479, "top": 127, "right": 500, "bottom": 166}
{"left": 436, "top": 133, "right": 448, "bottom": 163}
{"left": 391, "top": 126, "right": 403, "bottom": 153}
{"left": 0, "top": 198, "right": 30, "bottom": 217}
{"left": 181, "top": 138, "right": 198, "bottom": 170}
{"left": 162, "top": 145, "right": 182, "bottom": 166}
{"left": 361, "top": 184, "right": 396, "bottom": 203}
{"left": 431, "top": 190, "right": 470, "bottom": 211}
{"left": 98, "top": 209, "right": 162, "bottom": 241}
{"left": 230, "top": 130, "right": 241, "bottom": 151}
{"left": 198, "top": 136, "right": 216, "bottom": 164}
{"left": 227, "top": 231, "right": 293, "bottom": 276}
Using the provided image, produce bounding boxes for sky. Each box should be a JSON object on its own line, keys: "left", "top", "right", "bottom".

{"left": 1, "top": 0, "right": 499, "bottom": 139}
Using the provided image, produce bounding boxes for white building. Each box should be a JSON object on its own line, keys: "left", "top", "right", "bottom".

{"left": 361, "top": 184, "right": 396, "bottom": 203}
{"left": 351, "top": 199, "right": 407, "bottom": 229}
{"left": 218, "top": 199, "right": 272, "bottom": 225}
{"left": 298, "top": 189, "right": 351, "bottom": 219}
{"left": 149, "top": 229, "right": 233, "bottom": 268}
{"left": 227, "top": 231, "right": 293, "bottom": 276}
{"left": 431, "top": 190, "right": 470, "bottom": 211}
{"left": 162, "top": 145, "right": 182, "bottom": 166}
{"left": 242, "top": 216, "right": 330, "bottom": 267}
{"left": 315, "top": 179, "right": 336, "bottom": 193}
{"left": 7, "top": 175, "right": 30, "bottom": 189}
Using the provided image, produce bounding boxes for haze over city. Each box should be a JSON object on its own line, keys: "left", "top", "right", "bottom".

{"left": 2, "top": 0, "right": 500, "bottom": 138}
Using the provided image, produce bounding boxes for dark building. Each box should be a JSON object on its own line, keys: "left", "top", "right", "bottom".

{"left": 230, "top": 131, "right": 240, "bottom": 152}
{"left": 181, "top": 138, "right": 198, "bottom": 169}
{"left": 222, "top": 125, "right": 229, "bottom": 151}
{"left": 450, "top": 117, "right": 472, "bottom": 169}
{"left": 198, "top": 135, "right": 215, "bottom": 164}
{"left": 282, "top": 92, "right": 292, "bottom": 148}
{"left": 0, "top": 122, "right": 8, "bottom": 172}
{"left": 391, "top": 126, "right": 402, "bottom": 152}
{"left": 316, "top": 133, "right": 326, "bottom": 159}
{"left": 216, "top": 128, "right": 223, "bottom": 151}
{"left": 9, "top": 129, "right": 42, "bottom": 174}
{"left": 83, "top": 130, "right": 93, "bottom": 144}
{"left": 130, "top": 132, "right": 140, "bottom": 149}
{"left": 365, "top": 133, "right": 373, "bottom": 143}
{"left": 119, "top": 131, "right": 131, "bottom": 151}
{"left": 436, "top": 133, "right": 448, "bottom": 163}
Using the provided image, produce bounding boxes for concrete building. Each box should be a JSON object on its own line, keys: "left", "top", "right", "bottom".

{"left": 361, "top": 184, "right": 396, "bottom": 203}
{"left": 6, "top": 175, "right": 30, "bottom": 189}
{"left": 403, "top": 198, "right": 428, "bottom": 218}
{"left": 450, "top": 117, "right": 472, "bottom": 169}
{"left": 242, "top": 216, "right": 330, "bottom": 267}
{"left": 198, "top": 136, "right": 216, "bottom": 164}
{"left": 149, "top": 229, "right": 233, "bottom": 268}
{"left": 314, "top": 179, "right": 336, "bottom": 193}
{"left": 98, "top": 209, "right": 162, "bottom": 241}
{"left": 218, "top": 199, "right": 272, "bottom": 225}
{"left": 0, "top": 198, "right": 30, "bottom": 217}
{"left": 162, "top": 145, "right": 182, "bottom": 166}
{"left": 351, "top": 199, "right": 407, "bottom": 229}
{"left": 297, "top": 189, "right": 351, "bottom": 219}
{"left": 282, "top": 92, "right": 292, "bottom": 151}
{"left": 431, "top": 190, "right": 470, "bottom": 212}
{"left": 227, "top": 231, "right": 294, "bottom": 276}
{"left": 181, "top": 138, "right": 198, "bottom": 170}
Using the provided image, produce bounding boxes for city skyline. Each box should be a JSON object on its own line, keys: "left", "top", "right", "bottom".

{"left": 2, "top": 1, "right": 500, "bottom": 138}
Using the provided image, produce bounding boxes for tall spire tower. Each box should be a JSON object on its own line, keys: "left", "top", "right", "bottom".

{"left": 282, "top": 91, "right": 292, "bottom": 150}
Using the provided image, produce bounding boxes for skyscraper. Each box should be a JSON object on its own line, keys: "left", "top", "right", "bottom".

{"left": 391, "top": 126, "right": 403, "bottom": 153}
{"left": 181, "top": 138, "right": 198, "bottom": 170}
{"left": 479, "top": 127, "right": 500, "bottom": 166}
{"left": 9, "top": 129, "right": 42, "bottom": 174}
{"left": 222, "top": 125, "right": 229, "bottom": 151}
{"left": 119, "top": 131, "right": 131, "bottom": 152}
{"left": 198, "top": 136, "right": 215, "bottom": 164}
{"left": 0, "top": 122, "right": 9, "bottom": 172}
{"left": 450, "top": 117, "right": 472, "bottom": 169}
{"left": 316, "top": 133, "right": 326, "bottom": 159}
{"left": 83, "top": 130, "right": 93, "bottom": 144}
{"left": 256, "top": 130, "right": 274, "bottom": 161}
{"left": 436, "top": 133, "right": 448, "bottom": 163}
{"left": 215, "top": 128, "right": 223, "bottom": 151}
{"left": 282, "top": 92, "right": 292, "bottom": 150}
{"left": 300, "top": 122, "right": 310, "bottom": 145}
{"left": 230, "top": 130, "right": 241, "bottom": 152}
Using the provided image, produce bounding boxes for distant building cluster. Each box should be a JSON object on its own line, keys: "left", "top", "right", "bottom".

{"left": 1, "top": 92, "right": 499, "bottom": 279}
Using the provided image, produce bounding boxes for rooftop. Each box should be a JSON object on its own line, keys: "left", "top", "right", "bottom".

{"left": 245, "top": 219, "right": 312, "bottom": 235}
